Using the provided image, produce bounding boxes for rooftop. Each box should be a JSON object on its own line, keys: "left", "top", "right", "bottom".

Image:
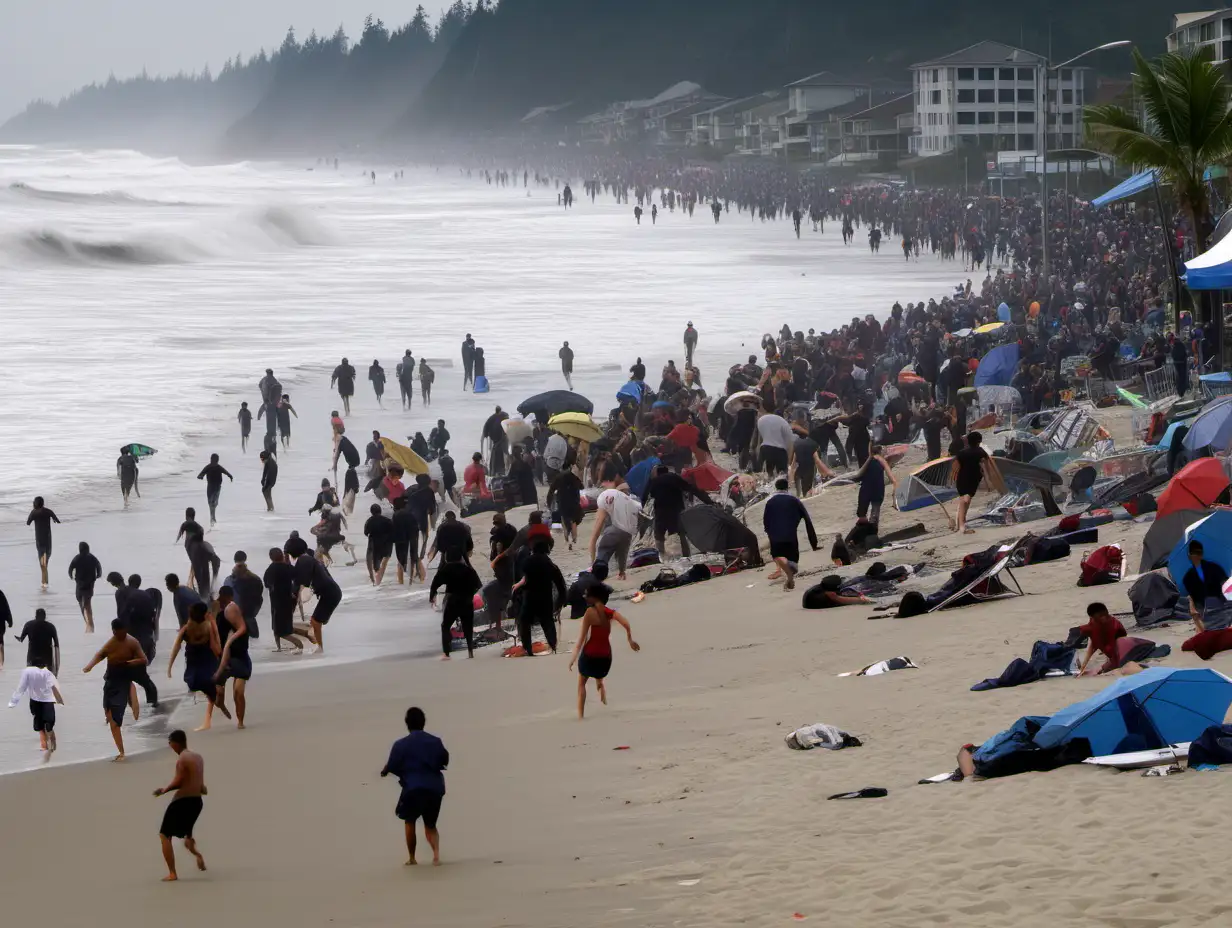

{"left": 912, "top": 40, "right": 1045, "bottom": 69}
{"left": 786, "top": 70, "right": 873, "bottom": 88}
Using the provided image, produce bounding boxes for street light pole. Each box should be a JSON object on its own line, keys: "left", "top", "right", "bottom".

{"left": 1037, "top": 39, "right": 1131, "bottom": 286}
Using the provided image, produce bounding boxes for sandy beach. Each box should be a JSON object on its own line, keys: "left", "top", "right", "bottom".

{"left": 2, "top": 408, "right": 1228, "bottom": 928}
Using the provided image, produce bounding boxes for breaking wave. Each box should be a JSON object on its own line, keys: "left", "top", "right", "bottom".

{"left": 6, "top": 182, "right": 198, "bottom": 206}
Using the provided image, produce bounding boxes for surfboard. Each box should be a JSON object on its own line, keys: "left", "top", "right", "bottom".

{"left": 1082, "top": 743, "right": 1190, "bottom": 769}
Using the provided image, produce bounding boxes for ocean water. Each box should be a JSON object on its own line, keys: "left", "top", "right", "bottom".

{"left": 0, "top": 146, "right": 963, "bottom": 771}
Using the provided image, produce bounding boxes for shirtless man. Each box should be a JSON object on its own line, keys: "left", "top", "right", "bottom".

{"left": 153, "top": 730, "right": 208, "bottom": 881}
{"left": 82, "top": 619, "right": 147, "bottom": 761}
{"left": 213, "top": 587, "right": 250, "bottom": 730}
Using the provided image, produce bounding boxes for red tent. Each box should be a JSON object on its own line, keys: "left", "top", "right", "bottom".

{"left": 683, "top": 462, "right": 734, "bottom": 493}
{"left": 1157, "top": 459, "right": 1230, "bottom": 519}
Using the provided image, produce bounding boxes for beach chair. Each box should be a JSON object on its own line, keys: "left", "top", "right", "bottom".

{"left": 927, "top": 538, "right": 1028, "bottom": 613}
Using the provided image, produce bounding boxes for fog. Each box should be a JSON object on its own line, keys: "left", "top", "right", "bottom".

{"left": 0, "top": 0, "right": 440, "bottom": 121}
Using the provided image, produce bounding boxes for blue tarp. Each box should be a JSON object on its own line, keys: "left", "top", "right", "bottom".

{"left": 997, "top": 302, "right": 1011, "bottom": 322}
{"left": 1091, "top": 170, "right": 1156, "bottom": 207}
{"left": 974, "top": 343, "right": 1019, "bottom": 387}
{"left": 1167, "top": 510, "right": 1232, "bottom": 590}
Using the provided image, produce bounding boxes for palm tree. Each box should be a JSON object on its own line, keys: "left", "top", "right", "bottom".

{"left": 1085, "top": 47, "right": 1232, "bottom": 251}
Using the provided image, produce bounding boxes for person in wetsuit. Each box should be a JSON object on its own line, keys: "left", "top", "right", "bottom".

{"left": 68, "top": 541, "right": 103, "bottom": 632}
{"left": 461, "top": 334, "right": 476, "bottom": 390}
{"left": 117, "top": 447, "right": 139, "bottom": 506}
{"left": 196, "top": 455, "right": 233, "bottom": 527}
{"left": 429, "top": 547, "right": 481, "bottom": 659}
{"left": 369, "top": 359, "right": 387, "bottom": 407}
{"left": 510, "top": 540, "right": 566, "bottom": 656}
{"left": 26, "top": 497, "right": 60, "bottom": 591}
{"left": 291, "top": 538, "right": 342, "bottom": 653}
{"left": 364, "top": 503, "right": 395, "bottom": 586}
{"left": 391, "top": 496, "right": 424, "bottom": 585}
{"left": 397, "top": 350, "right": 416, "bottom": 409}
{"left": 120, "top": 574, "right": 160, "bottom": 708}
{"left": 559, "top": 341, "right": 574, "bottom": 389}
{"left": 260, "top": 451, "right": 278, "bottom": 512}
{"left": 166, "top": 601, "right": 225, "bottom": 731}
{"left": 275, "top": 395, "right": 297, "bottom": 450}
{"left": 331, "top": 357, "right": 357, "bottom": 415}
{"left": 237, "top": 402, "right": 252, "bottom": 452}
{"left": 263, "top": 548, "right": 304, "bottom": 651}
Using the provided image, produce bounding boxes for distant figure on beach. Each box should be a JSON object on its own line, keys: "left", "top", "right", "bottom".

{"left": 461, "top": 334, "right": 476, "bottom": 390}
{"left": 369, "top": 359, "right": 386, "bottom": 407}
{"left": 258, "top": 368, "right": 282, "bottom": 408}
{"left": 562, "top": 184, "right": 573, "bottom": 208}
{"left": 511, "top": 540, "right": 566, "bottom": 656}
{"left": 397, "top": 350, "right": 416, "bottom": 409}
{"left": 68, "top": 541, "right": 102, "bottom": 632}
{"left": 419, "top": 359, "right": 434, "bottom": 406}
{"left": 166, "top": 601, "right": 225, "bottom": 730}
{"left": 237, "top": 402, "right": 252, "bottom": 452}
{"left": 950, "top": 432, "right": 998, "bottom": 535}
{"left": 380, "top": 706, "right": 449, "bottom": 866}
{"left": 8, "top": 649, "right": 63, "bottom": 760}
{"left": 83, "top": 618, "right": 147, "bottom": 761}
{"left": 16, "top": 607, "right": 59, "bottom": 676}
{"left": 153, "top": 730, "right": 208, "bottom": 881}
{"left": 196, "top": 454, "right": 233, "bottom": 527}
{"left": 331, "top": 357, "right": 357, "bottom": 416}
{"left": 26, "top": 497, "right": 60, "bottom": 591}
{"left": 559, "top": 340, "right": 574, "bottom": 389}
{"left": 117, "top": 446, "right": 139, "bottom": 506}
{"left": 762, "top": 477, "right": 818, "bottom": 591}
{"left": 276, "top": 395, "right": 297, "bottom": 449}
{"left": 569, "top": 583, "right": 638, "bottom": 719}
{"left": 212, "top": 586, "right": 250, "bottom": 728}
{"left": 429, "top": 547, "right": 481, "bottom": 659}
{"left": 260, "top": 451, "right": 277, "bottom": 512}
{"left": 683, "top": 322, "right": 698, "bottom": 367}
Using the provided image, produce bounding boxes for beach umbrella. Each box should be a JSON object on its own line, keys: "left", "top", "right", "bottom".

{"left": 124, "top": 443, "right": 158, "bottom": 459}
{"left": 1168, "top": 510, "right": 1232, "bottom": 589}
{"left": 379, "top": 437, "right": 429, "bottom": 476}
{"left": 974, "top": 321, "right": 1006, "bottom": 334}
{"left": 683, "top": 462, "right": 734, "bottom": 493}
{"left": 1183, "top": 398, "right": 1232, "bottom": 453}
{"left": 1034, "top": 667, "right": 1232, "bottom": 756}
{"left": 651, "top": 400, "right": 675, "bottom": 411}
{"left": 1157, "top": 458, "right": 1230, "bottom": 519}
{"left": 1140, "top": 508, "right": 1210, "bottom": 573}
{"left": 679, "top": 505, "right": 759, "bottom": 556}
{"left": 517, "top": 390, "right": 593, "bottom": 418}
{"left": 502, "top": 417, "right": 532, "bottom": 445}
{"left": 547, "top": 412, "right": 603, "bottom": 444}
{"left": 950, "top": 328, "right": 974, "bottom": 338}
{"left": 974, "top": 342, "right": 1019, "bottom": 387}
{"left": 894, "top": 473, "right": 958, "bottom": 512}
{"left": 723, "top": 391, "right": 762, "bottom": 414}
{"left": 1155, "top": 420, "right": 1189, "bottom": 450}
{"left": 616, "top": 380, "right": 648, "bottom": 404}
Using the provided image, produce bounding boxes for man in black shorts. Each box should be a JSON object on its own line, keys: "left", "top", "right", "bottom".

{"left": 154, "top": 730, "right": 207, "bottom": 881}
{"left": 949, "top": 431, "right": 999, "bottom": 534}
{"left": 68, "top": 541, "right": 102, "bottom": 632}
{"left": 381, "top": 707, "right": 449, "bottom": 866}
{"left": 82, "top": 619, "right": 147, "bottom": 761}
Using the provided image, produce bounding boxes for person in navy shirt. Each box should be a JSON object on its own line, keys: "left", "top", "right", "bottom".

{"left": 380, "top": 706, "right": 449, "bottom": 866}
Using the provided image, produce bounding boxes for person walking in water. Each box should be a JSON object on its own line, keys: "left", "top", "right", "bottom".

{"left": 683, "top": 322, "right": 698, "bottom": 367}
{"left": 461, "top": 334, "right": 476, "bottom": 391}
{"left": 559, "top": 341, "right": 575, "bottom": 389}
{"left": 381, "top": 706, "right": 449, "bottom": 867}
{"left": 27, "top": 497, "right": 60, "bottom": 591}
{"left": 196, "top": 454, "right": 233, "bottom": 527}
{"left": 212, "top": 586, "right": 250, "bottom": 729}
{"left": 429, "top": 547, "right": 481, "bottom": 659}
{"left": 369, "top": 359, "right": 387, "bottom": 408}
{"left": 153, "top": 730, "right": 208, "bottom": 881}
{"left": 260, "top": 451, "right": 278, "bottom": 512}
{"left": 69, "top": 541, "right": 102, "bottom": 632}
{"left": 117, "top": 446, "right": 140, "bottom": 506}
{"left": 568, "top": 583, "right": 639, "bottom": 719}
{"left": 419, "top": 358, "right": 434, "bottom": 406}
{"left": 8, "top": 651, "right": 64, "bottom": 760}
{"left": 276, "top": 394, "right": 297, "bottom": 450}
{"left": 83, "top": 619, "right": 147, "bottom": 761}
{"left": 396, "top": 350, "right": 416, "bottom": 410}
{"left": 331, "top": 357, "right": 357, "bottom": 416}
{"left": 237, "top": 402, "right": 252, "bottom": 452}
{"left": 166, "top": 601, "right": 226, "bottom": 730}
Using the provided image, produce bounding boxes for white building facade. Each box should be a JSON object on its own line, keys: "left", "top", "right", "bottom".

{"left": 1166, "top": 10, "right": 1232, "bottom": 64}
{"left": 910, "top": 41, "right": 1092, "bottom": 158}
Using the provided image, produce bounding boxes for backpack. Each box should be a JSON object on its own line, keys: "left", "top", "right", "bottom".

{"left": 1078, "top": 544, "right": 1123, "bottom": 587}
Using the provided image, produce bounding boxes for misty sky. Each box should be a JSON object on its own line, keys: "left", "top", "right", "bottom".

{"left": 0, "top": 1, "right": 447, "bottom": 121}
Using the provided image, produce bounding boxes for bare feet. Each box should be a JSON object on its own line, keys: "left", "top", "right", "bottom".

{"left": 195, "top": 855, "right": 207, "bottom": 871}
{"left": 432, "top": 859, "right": 441, "bottom": 867}
{"left": 439, "top": 654, "right": 451, "bottom": 661}
{"left": 405, "top": 859, "right": 417, "bottom": 866}
{"left": 236, "top": 722, "right": 246, "bottom": 730}
{"left": 194, "top": 722, "right": 212, "bottom": 732}
{"left": 111, "top": 754, "right": 125, "bottom": 763}
{"left": 162, "top": 874, "right": 177, "bottom": 882}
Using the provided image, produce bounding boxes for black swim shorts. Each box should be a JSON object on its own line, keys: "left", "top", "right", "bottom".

{"left": 395, "top": 788, "right": 443, "bottom": 829}
{"left": 159, "top": 796, "right": 204, "bottom": 839}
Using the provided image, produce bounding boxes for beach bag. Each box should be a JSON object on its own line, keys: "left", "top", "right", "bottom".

{"left": 896, "top": 591, "right": 929, "bottom": 618}
{"left": 628, "top": 547, "right": 660, "bottom": 569}
{"left": 473, "top": 375, "right": 490, "bottom": 393}
{"left": 1077, "top": 544, "right": 1123, "bottom": 587}
{"left": 639, "top": 568, "right": 678, "bottom": 593}
{"left": 1025, "top": 536, "right": 1070, "bottom": 564}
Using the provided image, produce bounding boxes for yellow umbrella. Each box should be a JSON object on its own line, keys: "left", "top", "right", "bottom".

{"left": 974, "top": 322, "right": 1005, "bottom": 334}
{"left": 548, "top": 412, "right": 603, "bottom": 443}
{"left": 379, "top": 437, "right": 429, "bottom": 475}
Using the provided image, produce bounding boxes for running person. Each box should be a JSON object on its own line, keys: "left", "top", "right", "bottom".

{"left": 196, "top": 455, "right": 233, "bottom": 527}
{"left": 853, "top": 444, "right": 899, "bottom": 525}
{"left": 26, "top": 497, "right": 60, "bottom": 591}
{"left": 117, "top": 447, "right": 139, "bottom": 506}
{"left": 276, "top": 394, "right": 297, "bottom": 450}
{"left": 237, "top": 402, "right": 252, "bottom": 452}
{"left": 166, "top": 601, "right": 227, "bottom": 731}
{"left": 212, "top": 587, "right": 250, "bottom": 729}
{"left": 16, "top": 608, "right": 59, "bottom": 676}
{"left": 68, "top": 541, "right": 102, "bottom": 632}
{"left": 510, "top": 541, "right": 567, "bottom": 656}
{"left": 331, "top": 357, "right": 357, "bottom": 416}
{"left": 380, "top": 707, "right": 449, "bottom": 866}
{"left": 291, "top": 538, "right": 342, "bottom": 653}
{"left": 568, "top": 583, "right": 639, "bottom": 719}
{"left": 364, "top": 503, "right": 395, "bottom": 586}
{"left": 369, "top": 359, "right": 387, "bottom": 407}
{"left": 950, "top": 431, "right": 1000, "bottom": 534}
{"left": 82, "top": 619, "right": 147, "bottom": 761}
{"left": 397, "top": 350, "right": 416, "bottom": 409}
{"left": 154, "top": 730, "right": 208, "bottom": 881}
{"left": 260, "top": 451, "right": 278, "bottom": 512}
{"left": 428, "top": 548, "right": 481, "bottom": 659}
{"left": 8, "top": 657, "right": 64, "bottom": 760}
{"left": 263, "top": 548, "right": 306, "bottom": 652}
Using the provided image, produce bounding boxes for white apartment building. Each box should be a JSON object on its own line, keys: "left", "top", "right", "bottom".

{"left": 910, "top": 40, "right": 1092, "bottom": 158}
{"left": 1166, "top": 10, "right": 1232, "bottom": 64}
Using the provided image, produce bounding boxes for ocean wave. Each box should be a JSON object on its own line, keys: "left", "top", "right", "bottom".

{"left": 6, "top": 205, "right": 331, "bottom": 267}
{"left": 6, "top": 182, "right": 199, "bottom": 206}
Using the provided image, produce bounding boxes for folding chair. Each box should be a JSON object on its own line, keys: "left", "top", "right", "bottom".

{"left": 928, "top": 537, "right": 1028, "bottom": 613}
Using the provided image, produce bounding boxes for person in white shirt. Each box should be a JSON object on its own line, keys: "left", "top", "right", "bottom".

{"left": 755, "top": 413, "right": 795, "bottom": 477}
{"left": 588, "top": 478, "right": 641, "bottom": 580}
{"left": 9, "top": 661, "right": 64, "bottom": 758}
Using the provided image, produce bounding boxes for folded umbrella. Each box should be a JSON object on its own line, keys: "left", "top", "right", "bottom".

{"left": 379, "top": 437, "right": 429, "bottom": 476}
{"left": 723, "top": 391, "right": 762, "bottom": 414}
{"left": 517, "top": 390, "right": 593, "bottom": 418}
{"left": 547, "top": 412, "right": 603, "bottom": 444}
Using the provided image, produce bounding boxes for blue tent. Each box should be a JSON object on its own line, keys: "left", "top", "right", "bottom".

{"left": 1167, "top": 510, "right": 1232, "bottom": 590}
{"left": 625, "top": 456, "right": 660, "bottom": 501}
{"left": 1091, "top": 169, "right": 1157, "bottom": 207}
{"left": 617, "top": 380, "right": 647, "bottom": 404}
{"left": 974, "top": 343, "right": 1019, "bottom": 387}
{"left": 997, "top": 302, "right": 1011, "bottom": 322}
{"left": 1034, "top": 667, "right": 1232, "bottom": 756}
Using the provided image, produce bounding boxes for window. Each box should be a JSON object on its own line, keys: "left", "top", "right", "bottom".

{"left": 1225, "top": 39, "right": 1232, "bottom": 61}
{"left": 1225, "top": 18, "right": 1232, "bottom": 37}
{"left": 1017, "top": 111, "right": 1035, "bottom": 124}
{"left": 999, "top": 67, "right": 1015, "bottom": 80}
{"left": 957, "top": 89, "right": 975, "bottom": 103}
{"left": 1061, "top": 112, "right": 1074, "bottom": 125}
{"left": 1060, "top": 68, "right": 1073, "bottom": 81}
{"left": 1017, "top": 88, "right": 1035, "bottom": 102}
{"left": 1201, "top": 22, "right": 1215, "bottom": 42}
{"left": 998, "top": 88, "right": 1015, "bottom": 103}
{"left": 978, "top": 111, "right": 996, "bottom": 124}
{"left": 957, "top": 67, "right": 974, "bottom": 80}
{"left": 1018, "top": 133, "right": 1035, "bottom": 150}
{"left": 999, "top": 111, "right": 1015, "bottom": 124}
{"left": 978, "top": 88, "right": 995, "bottom": 103}
{"left": 932, "top": 68, "right": 939, "bottom": 82}
{"left": 957, "top": 111, "right": 975, "bottom": 125}
{"left": 1018, "top": 67, "right": 1034, "bottom": 80}
{"left": 1062, "top": 89, "right": 1073, "bottom": 105}
{"left": 930, "top": 90, "right": 941, "bottom": 105}
{"left": 978, "top": 67, "right": 995, "bottom": 81}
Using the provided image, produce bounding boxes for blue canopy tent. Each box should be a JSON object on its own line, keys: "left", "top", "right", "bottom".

{"left": 1185, "top": 233, "right": 1232, "bottom": 290}
{"left": 1167, "top": 510, "right": 1232, "bottom": 590}
{"left": 1091, "top": 169, "right": 1157, "bottom": 207}
{"left": 1034, "top": 667, "right": 1232, "bottom": 756}
{"left": 974, "top": 343, "right": 1019, "bottom": 387}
